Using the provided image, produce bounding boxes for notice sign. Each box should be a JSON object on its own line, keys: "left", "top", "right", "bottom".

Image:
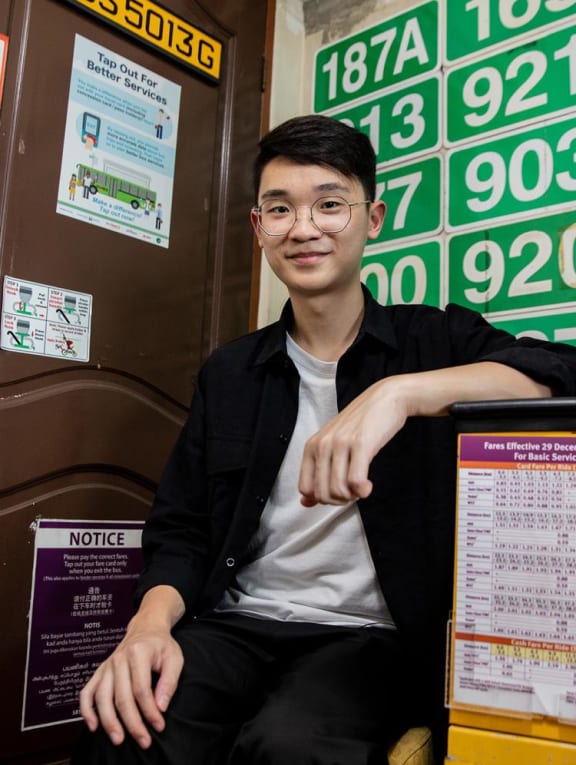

{"left": 56, "top": 34, "right": 181, "bottom": 248}
{"left": 450, "top": 433, "right": 576, "bottom": 721}
{"left": 22, "top": 519, "right": 144, "bottom": 730}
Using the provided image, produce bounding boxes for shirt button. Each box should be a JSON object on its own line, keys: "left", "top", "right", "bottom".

{"left": 256, "top": 495, "right": 265, "bottom": 506}
{"left": 279, "top": 433, "right": 289, "bottom": 443}
{"left": 225, "top": 557, "right": 235, "bottom": 567}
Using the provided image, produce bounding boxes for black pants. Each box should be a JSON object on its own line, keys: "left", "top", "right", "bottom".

{"left": 71, "top": 613, "right": 419, "bottom": 765}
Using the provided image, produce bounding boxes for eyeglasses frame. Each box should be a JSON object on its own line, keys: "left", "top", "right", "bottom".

{"left": 251, "top": 196, "right": 372, "bottom": 237}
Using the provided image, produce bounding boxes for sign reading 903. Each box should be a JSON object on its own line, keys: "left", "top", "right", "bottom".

{"left": 313, "top": 0, "right": 438, "bottom": 112}
{"left": 447, "top": 115, "right": 576, "bottom": 229}
{"left": 445, "top": 0, "right": 576, "bottom": 63}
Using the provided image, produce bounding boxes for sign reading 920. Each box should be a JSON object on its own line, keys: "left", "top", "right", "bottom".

{"left": 448, "top": 210, "right": 576, "bottom": 315}
{"left": 65, "top": 0, "right": 222, "bottom": 82}
{"left": 313, "top": 0, "right": 438, "bottom": 112}
{"left": 446, "top": 0, "right": 576, "bottom": 63}
{"left": 446, "top": 24, "right": 576, "bottom": 144}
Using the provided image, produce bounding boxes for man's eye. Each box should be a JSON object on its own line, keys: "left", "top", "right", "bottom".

{"left": 318, "top": 198, "right": 345, "bottom": 211}
{"left": 262, "top": 201, "right": 292, "bottom": 214}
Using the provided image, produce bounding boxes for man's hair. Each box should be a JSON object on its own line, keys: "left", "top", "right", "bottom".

{"left": 253, "top": 114, "right": 377, "bottom": 201}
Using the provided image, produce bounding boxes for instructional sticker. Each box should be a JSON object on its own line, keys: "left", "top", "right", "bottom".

{"left": 1, "top": 276, "right": 92, "bottom": 362}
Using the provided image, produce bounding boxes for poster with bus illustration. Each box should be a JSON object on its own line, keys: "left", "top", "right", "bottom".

{"left": 56, "top": 34, "right": 181, "bottom": 248}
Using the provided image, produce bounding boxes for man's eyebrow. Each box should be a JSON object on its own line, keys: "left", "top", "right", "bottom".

{"left": 316, "top": 181, "right": 351, "bottom": 193}
{"left": 260, "top": 188, "right": 288, "bottom": 200}
{"left": 259, "top": 181, "right": 352, "bottom": 200}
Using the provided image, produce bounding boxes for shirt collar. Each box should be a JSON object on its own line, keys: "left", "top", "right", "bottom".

{"left": 252, "top": 285, "right": 398, "bottom": 368}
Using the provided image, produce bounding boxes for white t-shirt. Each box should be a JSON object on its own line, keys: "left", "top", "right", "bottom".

{"left": 216, "top": 334, "right": 395, "bottom": 629}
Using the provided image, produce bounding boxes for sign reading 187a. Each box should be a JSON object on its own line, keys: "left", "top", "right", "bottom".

{"left": 314, "top": 0, "right": 438, "bottom": 112}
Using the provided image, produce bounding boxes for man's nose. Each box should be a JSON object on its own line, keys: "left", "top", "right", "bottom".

{"left": 289, "top": 206, "right": 322, "bottom": 237}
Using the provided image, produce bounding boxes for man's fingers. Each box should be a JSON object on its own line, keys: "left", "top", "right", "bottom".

{"left": 79, "top": 673, "right": 102, "bottom": 732}
{"left": 300, "top": 430, "right": 368, "bottom": 506}
{"left": 109, "top": 656, "right": 153, "bottom": 748}
{"left": 154, "top": 646, "right": 184, "bottom": 713}
{"left": 89, "top": 665, "right": 128, "bottom": 746}
{"left": 299, "top": 440, "right": 317, "bottom": 505}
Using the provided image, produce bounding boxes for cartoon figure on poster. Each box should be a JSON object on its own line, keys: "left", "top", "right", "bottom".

{"left": 154, "top": 108, "right": 172, "bottom": 140}
{"left": 81, "top": 112, "right": 100, "bottom": 165}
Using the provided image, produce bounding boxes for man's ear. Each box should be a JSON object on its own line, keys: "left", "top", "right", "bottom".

{"left": 250, "top": 209, "right": 264, "bottom": 248}
{"left": 367, "top": 200, "right": 386, "bottom": 241}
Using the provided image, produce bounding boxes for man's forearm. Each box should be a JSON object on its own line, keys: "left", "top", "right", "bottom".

{"left": 130, "top": 585, "right": 186, "bottom": 633}
{"left": 390, "top": 361, "right": 552, "bottom": 419}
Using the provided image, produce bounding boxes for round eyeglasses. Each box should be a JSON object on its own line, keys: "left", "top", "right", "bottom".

{"left": 252, "top": 196, "right": 371, "bottom": 236}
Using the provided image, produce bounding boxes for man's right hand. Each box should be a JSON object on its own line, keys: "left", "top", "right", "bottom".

{"left": 79, "top": 585, "right": 186, "bottom": 749}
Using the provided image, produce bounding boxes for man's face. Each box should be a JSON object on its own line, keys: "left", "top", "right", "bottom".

{"left": 252, "top": 157, "right": 385, "bottom": 298}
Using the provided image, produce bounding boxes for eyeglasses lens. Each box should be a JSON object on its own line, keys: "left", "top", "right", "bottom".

{"left": 259, "top": 196, "right": 351, "bottom": 235}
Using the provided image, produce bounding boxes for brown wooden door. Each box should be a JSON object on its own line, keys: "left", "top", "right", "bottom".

{"left": 0, "top": 0, "right": 270, "bottom": 761}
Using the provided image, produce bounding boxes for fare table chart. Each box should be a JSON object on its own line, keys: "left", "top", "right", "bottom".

{"left": 451, "top": 426, "right": 576, "bottom": 722}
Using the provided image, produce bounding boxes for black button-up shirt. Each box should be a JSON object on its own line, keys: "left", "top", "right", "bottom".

{"left": 136, "top": 288, "right": 576, "bottom": 661}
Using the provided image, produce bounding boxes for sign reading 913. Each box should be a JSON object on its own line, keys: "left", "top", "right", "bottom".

{"left": 445, "top": 23, "right": 576, "bottom": 144}
{"left": 332, "top": 75, "right": 440, "bottom": 166}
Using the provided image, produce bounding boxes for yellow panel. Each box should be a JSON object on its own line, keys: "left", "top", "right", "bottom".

{"left": 446, "top": 725, "right": 576, "bottom": 765}
{"left": 66, "top": 0, "right": 223, "bottom": 81}
{"left": 449, "top": 707, "right": 576, "bottom": 744}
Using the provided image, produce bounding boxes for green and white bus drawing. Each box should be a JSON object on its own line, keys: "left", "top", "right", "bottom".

{"left": 76, "top": 160, "right": 157, "bottom": 211}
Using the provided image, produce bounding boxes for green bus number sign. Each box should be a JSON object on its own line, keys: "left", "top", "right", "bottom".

{"left": 314, "top": 0, "right": 438, "bottom": 112}
{"left": 445, "top": 0, "right": 576, "bottom": 63}
{"left": 491, "top": 310, "right": 576, "bottom": 347}
{"left": 447, "top": 115, "right": 576, "bottom": 228}
{"left": 361, "top": 240, "right": 442, "bottom": 307}
{"left": 446, "top": 24, "right": 576, "bottom": 143}
{"left": 334, "top": 75, "right": 440, "bottom": 166}
{"left": 448, "top": 210, "right": 576, "bottom": 314}
{"left": 373, "top": 156, "right": 441, "bottom": 245}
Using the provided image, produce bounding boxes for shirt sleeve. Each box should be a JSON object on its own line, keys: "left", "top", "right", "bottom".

{"left": 134, "top": 369, "right": 211, "bottom": 611}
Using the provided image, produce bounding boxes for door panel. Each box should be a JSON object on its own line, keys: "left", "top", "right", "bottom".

{"left": 0, "top": 0, "right": 269, "bottom": 761}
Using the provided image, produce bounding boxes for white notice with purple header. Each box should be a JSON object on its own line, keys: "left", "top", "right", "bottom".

{"left": 22, "top": 519, "right": 144, "bottom": 730}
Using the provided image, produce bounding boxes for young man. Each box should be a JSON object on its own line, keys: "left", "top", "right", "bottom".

{"left": 73, "top": 115, "right": 576, "bottom": 764}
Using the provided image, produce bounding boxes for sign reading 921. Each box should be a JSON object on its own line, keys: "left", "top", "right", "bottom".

{"left": 313, "top": 0, "right": 438, "bottom": 112}
{"left": 445, "top": 23, "right": 576, "bottom": 144}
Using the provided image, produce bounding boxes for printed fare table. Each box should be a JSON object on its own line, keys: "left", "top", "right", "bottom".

{"left": 451, "top": 433, "right": 576, "bottom": 722}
